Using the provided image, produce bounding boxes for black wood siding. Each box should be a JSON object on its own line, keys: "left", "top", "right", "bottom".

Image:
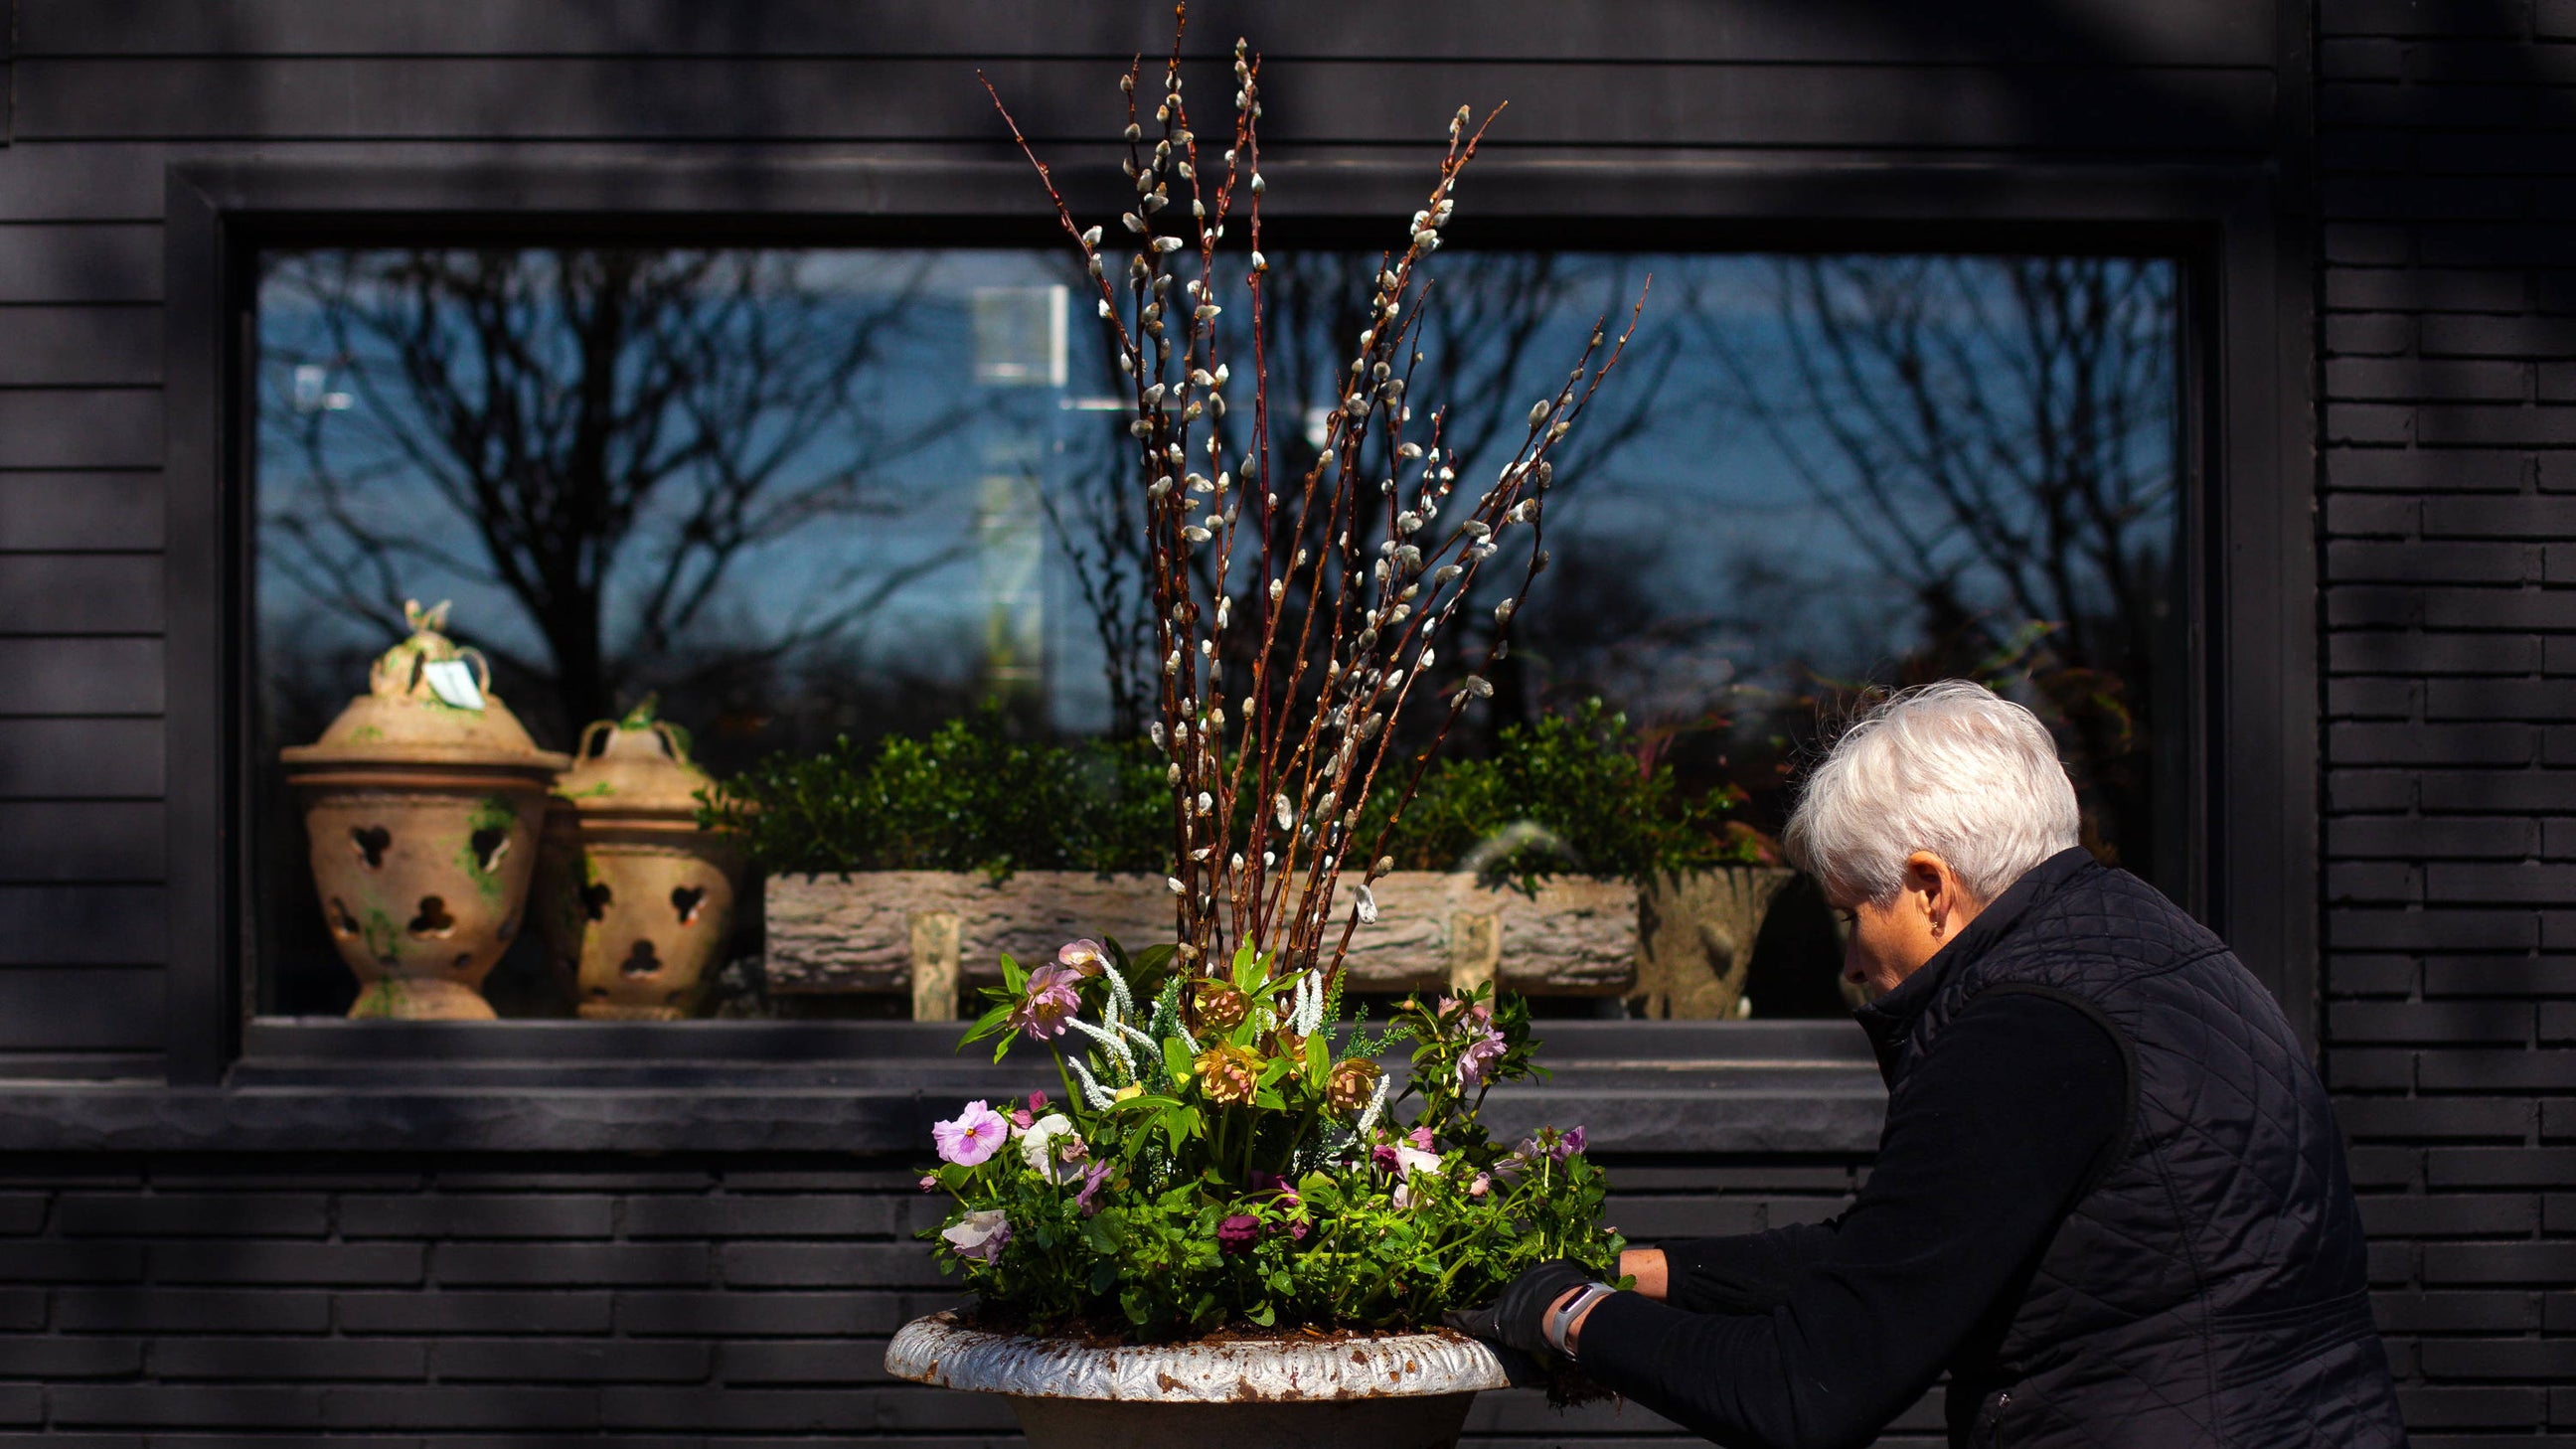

{"left": 0, "top": 0, "right": 2552, "bottom": 1443}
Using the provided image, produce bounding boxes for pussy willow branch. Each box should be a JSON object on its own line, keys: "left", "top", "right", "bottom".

{"left": 987, "top": 10, "right": 1644, "bottom": 999}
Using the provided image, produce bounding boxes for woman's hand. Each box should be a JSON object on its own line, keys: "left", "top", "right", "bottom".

{"left": 1449, "top": 1249, "right": 1671, "bottom": 1361}
{"left": 1442, "top": 1259, "right": 1598, "bottom": 1356}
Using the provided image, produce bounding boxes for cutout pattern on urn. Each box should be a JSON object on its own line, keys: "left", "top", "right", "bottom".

{"left": 350, "top": 826, "right": 391, "bottom": 869}
{"left": 406, "top": 895, "right": 455, "bottom": 938}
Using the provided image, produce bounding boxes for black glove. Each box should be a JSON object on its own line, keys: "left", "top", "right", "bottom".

{"left": 1443, "top": 1257, "right": 1599, "bottom": 1358}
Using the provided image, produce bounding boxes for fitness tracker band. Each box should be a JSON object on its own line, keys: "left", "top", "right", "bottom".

{"left": 1543, "top": 1281, "right": 1617, "bottom": 1360}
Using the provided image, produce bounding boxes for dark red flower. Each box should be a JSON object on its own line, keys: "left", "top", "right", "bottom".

{"left": 1216, "top": 1213, "right": 1261, "bottom": 1256}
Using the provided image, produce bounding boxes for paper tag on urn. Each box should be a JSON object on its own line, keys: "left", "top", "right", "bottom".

{"left": 421, "top": 660, "right": 486, "bottom": 711}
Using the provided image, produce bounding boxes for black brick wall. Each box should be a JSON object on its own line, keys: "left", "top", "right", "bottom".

{"left": 2319, "top": 0, "right": 2576, "bottom": 1440}
{"left": 0, "top": 1156, "right": 1916, "bottom": 1445}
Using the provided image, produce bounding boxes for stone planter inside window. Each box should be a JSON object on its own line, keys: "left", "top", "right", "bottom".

{"left": 885, "top": 1310, "right": 1514, "bottom": 1449}
{"left": 758, "top": 865, "right": 1794, "bottom": 1019}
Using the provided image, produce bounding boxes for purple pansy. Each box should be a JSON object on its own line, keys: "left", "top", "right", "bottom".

{"left": 1075, "top": 1161, "right": 1114, "bottom": 1216}
{"left": 931, "top": 1099, "right": 1009, "bottom": 1167}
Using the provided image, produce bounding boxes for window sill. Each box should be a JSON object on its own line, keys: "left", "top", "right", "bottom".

{"left": 0, "top": 1022, "right": 1886, "bottom": 1154}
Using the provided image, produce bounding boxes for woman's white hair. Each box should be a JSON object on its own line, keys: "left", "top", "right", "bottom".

{"left": 1783, "top": 680, "right": 2081, "bottom": 907}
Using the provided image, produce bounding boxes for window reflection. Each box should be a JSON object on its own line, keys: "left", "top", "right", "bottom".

{"left": 252, "top": 246, "right": 2181, "bottom": 1021}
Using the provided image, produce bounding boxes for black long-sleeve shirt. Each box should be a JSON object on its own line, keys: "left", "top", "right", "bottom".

{"left": 1578, "top": 990, "right": 2128, "bottom": 1449}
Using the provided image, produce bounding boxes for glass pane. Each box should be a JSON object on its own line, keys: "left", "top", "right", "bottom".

{"left": 250, "top": 246, "right": 2182, "bottom": 1023}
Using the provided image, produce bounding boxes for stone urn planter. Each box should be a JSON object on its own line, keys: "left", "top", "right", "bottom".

{"left": 534, "top": 708, "right": 740, "bottom": 1020}
{"left": 279, "top": 601, "right": 569, "bottom": 1020}
{"left": 885, "top": 1311, "right": 1513, "bottom": 1449}
{"left": 1632, "top": 865, "right": 1799, "bottom": 1020}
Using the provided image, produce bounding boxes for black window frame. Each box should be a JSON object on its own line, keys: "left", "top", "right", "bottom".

{"left": 150, "top": 155, "right": 2308, "bottom": 1150}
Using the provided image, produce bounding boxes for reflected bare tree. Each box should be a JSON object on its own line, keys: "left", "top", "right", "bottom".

{"left": 1041, "top": 248, "right": 1678, "bottom": 740}
{"left": 1697, "top": 255, "right": 2180, "bottom": 864}
{"left": 260, "top": 248, "right": 974, "bottom": 740}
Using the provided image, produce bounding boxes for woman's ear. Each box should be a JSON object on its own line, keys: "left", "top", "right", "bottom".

{"left": 1904, "top": 851, "right": 1957, "bottom": 934}
{"left": 1903, "top": 853, "right": 1944, "bottom": 910}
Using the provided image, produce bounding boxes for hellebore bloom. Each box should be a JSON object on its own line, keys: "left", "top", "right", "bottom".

{"left": 941, "top": 1208, "right": 1013, "bottom": 1263}
{"left": 1010, "top": 963, "right": 1084, "bottom": 1041}
{"left": 932, "top": 1099, "right": 1009, "bottom": 1167}
{"left": 1555, "top": 1125, "right": 1588, "bottom": 1160}
{"left": 1194, "top": 1045, "right": 1262, "bottom": 1106}
{"left": 1457, "top": 1025, "right": 1509, "bottom": 1088}
{"left": 1056, "top": 938, "right": 1112, "bottom": 976}
{"left": 1075, "top": 1161, "right": 1114, "bottom": 1216}
{"left": 1216, "top": 1213, "right": 1261, "bottom": 1256}
{"left": 1020, "top": 1112, "right": 1088, "bottom": 1185}
{"left": 1325, "top": 1057, "right": 1381, "bottom": 1112}
{"left": 1371, "top": 1141, "right": 1403, "bottom": 1176}
{"left": 1194, "top": 981, "right": 1250, "bottom": 1032}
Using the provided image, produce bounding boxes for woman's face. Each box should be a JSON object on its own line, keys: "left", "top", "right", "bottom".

{"left": 1834, "top": 851, "right": 1986, "bottom": 1000}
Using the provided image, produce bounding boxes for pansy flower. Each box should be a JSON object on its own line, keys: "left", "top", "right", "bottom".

{"left": 941, "top": 1208, "right": 1012, "bottom": 1263}
{"left": 931, "top": 1099, "right": 1009, "bottom": 1167}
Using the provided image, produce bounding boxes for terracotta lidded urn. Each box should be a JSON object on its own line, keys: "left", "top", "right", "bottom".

{"left": 534, "top": 702, "right": 739, "bottom": 1021}
{"left": 280, "top": 600, "right": 570, "bottom": 1020}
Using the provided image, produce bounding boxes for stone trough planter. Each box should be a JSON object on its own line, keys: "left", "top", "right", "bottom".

{"left": 758, "top": 865, "right": 1796, "bottom": 1019}
{"left": 761, "top": 870, "right": 1638, "bottom": 1016}
{"left": 884, "top": 1310, "right": 1513, "bottom": 1449}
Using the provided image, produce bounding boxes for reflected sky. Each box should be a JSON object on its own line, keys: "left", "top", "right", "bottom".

{"left": 255, "top": 246, "right": 2179, "bottom": 774}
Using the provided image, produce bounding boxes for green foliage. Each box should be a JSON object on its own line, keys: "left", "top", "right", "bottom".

{"left": 697, "top": 706, "right": 1167, "bottom": 880}
{"left": 925, "top": 944, "right": 1623, "bottom": 1341}
{"left": 707, "top": 700, "right": 1755, "bottom": 889}
{"left": 1369, "top": 700, "right": 1757, "bottom": 888}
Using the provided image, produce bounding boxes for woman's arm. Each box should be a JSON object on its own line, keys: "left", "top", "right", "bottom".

{"left": 1624, "top": 1218, "right": 1843, "bottom": 1312}
{"left": 1565, "top": 992, "right": 2127, "bottom": 1448}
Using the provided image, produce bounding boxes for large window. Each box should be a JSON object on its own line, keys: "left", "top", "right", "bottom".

{"left": 250, "top": 244, "right": 2184, "bottom": 1023}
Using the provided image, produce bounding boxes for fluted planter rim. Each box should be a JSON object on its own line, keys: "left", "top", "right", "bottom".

{"left": 883, "top": 1310, "right": 1515, "bottom": 1402}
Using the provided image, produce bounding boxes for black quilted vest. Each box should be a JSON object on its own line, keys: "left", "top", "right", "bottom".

{"left": 1853, "top": 849, "right": 2407, "bottom": 1448}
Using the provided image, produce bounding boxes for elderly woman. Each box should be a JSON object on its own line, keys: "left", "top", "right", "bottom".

{"left": 1452, "top": 681, "right": 2405, "bottom": 1448}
